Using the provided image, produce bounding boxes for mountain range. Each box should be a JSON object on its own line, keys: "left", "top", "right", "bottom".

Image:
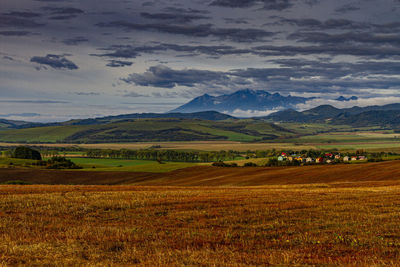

{"left": 1, "top": 102, "right": 400, "bottom": 143}
{"left": 1, "top": 89, "right": 400, "bottom": 137}
{"left": 171, "top": 89, "right": 315, "bottom": 113}
{"left": 265, "top": 103, "right": 400, "bottom": 127}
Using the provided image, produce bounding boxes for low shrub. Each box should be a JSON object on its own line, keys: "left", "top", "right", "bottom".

{"left": 46, "top": 157, "right": 82, "bottom": 169}
{"left": 244, "top": 162, "right": 258, "bottom": 167}
{"left": 212, "top": 161, "right": 238, "bottom": 167}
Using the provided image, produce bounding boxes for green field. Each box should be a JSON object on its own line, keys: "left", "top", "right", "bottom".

{"left": 0, "top": 125, "right": 91, "bottom": 143}
{"left": 67, "top": 157, "right": 197, "bottom": 172}
{"left": 66, "top": 157, "right": 155, "bottom": 167}
{"left": 0, "top": 156, "right": 198, "bottom": 173}
{"left": 0, "top": 157, "right": 38, "bottom": 168}
{"left": 0, "top": 118, "right": 398, "bottom": 147}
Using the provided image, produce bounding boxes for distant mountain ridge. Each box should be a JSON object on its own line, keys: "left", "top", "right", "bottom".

{"left": 171, "top": 89, "right": 315, "bottom": 113}
{"left": 266, "top": 103, "right": 400, "bottom": 126}
{"left": 2, "top": 101, "right": 400, "bottom": 132}
{"left": 61, "top": 111, "right": 234, "bottom": 126}
{"left": 0, "top": 111, "right": 235, "bottom": 130}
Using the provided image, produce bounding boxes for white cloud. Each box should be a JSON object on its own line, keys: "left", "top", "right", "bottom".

{"left": 229, "top": 108, "right": 284, "bottom": 118}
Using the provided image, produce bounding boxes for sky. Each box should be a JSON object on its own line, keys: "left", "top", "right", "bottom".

{"left": 1, "top": 0, "right": 400, "bottom": 122}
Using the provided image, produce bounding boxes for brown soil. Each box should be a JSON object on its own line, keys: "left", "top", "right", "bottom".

{"left": 1, "top": 160, "right": 400, "bottom": 186}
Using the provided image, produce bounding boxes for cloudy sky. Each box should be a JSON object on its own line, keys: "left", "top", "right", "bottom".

{"left": 1, "top": 0, "right": 400, "bottom": 121}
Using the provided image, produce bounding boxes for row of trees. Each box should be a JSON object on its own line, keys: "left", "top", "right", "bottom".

{"left": 85, "top": 149, "right": 240, "bottom": 162}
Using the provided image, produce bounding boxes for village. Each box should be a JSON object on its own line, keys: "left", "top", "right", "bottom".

{"left": 277, "top": 152, "right": 367, "bottom": 164}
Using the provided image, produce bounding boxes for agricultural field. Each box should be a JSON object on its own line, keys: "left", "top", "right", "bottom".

{"left": 3, "top": 139, "right": 400, "bottom": 153}
{"left": 0, "top": 182, "right": 399, "bottom": 266}
{"left": 0, "top": 156, "right": 198, "bottom": 173}
{"left": 1, "top": 156, "right": 400, "bottom": 265}
{"left": 286, "top": 132, "right": 400, "bottom": 144}
{"left": 1, "top": 159, "right": 400, "bottom": 186}
{"left": 1, "top": 127, "right": 400, "bottom": 153}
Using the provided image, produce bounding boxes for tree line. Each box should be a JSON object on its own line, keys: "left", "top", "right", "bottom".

{"left": 85, "top": 149, "right": 240, "bottom": 162}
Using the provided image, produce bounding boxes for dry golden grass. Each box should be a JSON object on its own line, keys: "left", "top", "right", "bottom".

{"left": 1, "top": 184, "right": 400, "bottom": 266}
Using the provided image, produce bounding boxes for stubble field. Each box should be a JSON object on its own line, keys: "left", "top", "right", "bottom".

{"left": 1, "top": 183, "right": 400, "bottom": 266}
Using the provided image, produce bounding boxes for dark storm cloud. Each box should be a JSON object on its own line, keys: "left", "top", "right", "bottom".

{"left": 41, "top": 7, "right": 84, "bottom": 15}
{"left": 2, "top": 11, "right": 42, "bottom": 18}
{"left": 30, "top": 54, "right": 78, "bottom": 70}
{"left": 275, "top": 17, "right": 369, "bottom": 30}
{"left": 142, "top": 2, "right": 155, "bottom": 7}
{"left": 140, "top": 9, "right": 210, "bottom": 23}
{"left": 62, "top": 36, "right": 89, "bottom": 45}
{"left": 253, "top": 44, "right": 400, "bottom": 58}
{"left": 122, "top": 61, "right": 400, "bottom": 93}
{"left": 210, "top": 0, "right": 258, "bottom": 8}
{"left": 49, "top": 15, "right": 78, "bottom": 20}
{"left": 95, "top": 39, "right": 399, "bottom": 60}
{"left": 93, "top": 43, "right": 252, "bottom": 59}
{"left": 122, "top": 65, "right": 228, "bottom": 88}
{"left": 210, "top": 0, "right": 293, "bottom": 10}
{"left": 373, "top": 22, "right": 400, "bottom": 33}
{"left": 106, "top": 60, "right": 133, "bottom": 67}
{"left": 288, "top": 32, "right": 400, "bottom": 45}
{"left": 335, "top": 3, "right": 361, "bottom": 13}
{"left": 0, "top": 31, "right": 33, "bottom": 36}
{"left": 269, "top": 59, "right": 400, "bottom": 76}
{"left": 35, "top": 0, "right": 72, "bottom": 1}
{"left": 162, "top": 7, "right": 209, "bottom": 15}
{"left": 224, "top": 18, "right": 249, "bottom": 24}
{"left": 95, "top": 22, "right": 276, "bottom": 42}
{"left": 3, "top": 56, "right": 15, "bottom": 61}
{"left": 0, "top": 15, "right": 44, "bottom": 28}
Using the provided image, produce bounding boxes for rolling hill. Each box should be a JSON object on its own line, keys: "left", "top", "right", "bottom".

{"left": 0, "top": 119, "right": 37, "bottom": 130}
{"left": 0, "top": 118, "right": 295, "bottom": 143}
{"left": 266, "top": 103, "right": 400, "bottom": 126}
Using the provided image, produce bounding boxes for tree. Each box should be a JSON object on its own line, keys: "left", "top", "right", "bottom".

{"left": 13, "top": 146, "right": 42, "bottom": 160}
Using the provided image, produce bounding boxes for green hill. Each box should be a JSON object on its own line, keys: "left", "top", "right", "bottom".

{"left": 0, "top": 118, "right": 294, "bottom": 143}
{"left": 266, "top": 103, "right": 400, "bottom": 126}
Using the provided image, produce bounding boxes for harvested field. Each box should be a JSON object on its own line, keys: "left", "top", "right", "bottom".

{"left": 1, "top": 184, "right": 399, "bottom": 265}
{"left": 1, "top": 160, "right": 400, "bottom": 186}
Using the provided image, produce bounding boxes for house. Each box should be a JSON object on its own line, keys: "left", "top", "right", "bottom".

{"left": 281, "top": 152, "right": 287, "bottom": 157}
{"left": 306, "top": 157, "right": 313, "bottom": 163}
{"left": 326, "top": 159, "right": 332, "bottom": 164}
{"left": 325, "top": 153, "right": 333, "bottom": 158}
{"left": 278, "top": 156, "right": 285, "bottom": 161}
{"left": 288, "top": 156, "right": 293, "bottom": 162}
{"left": 316, "top": 157, "right": 324, "bottom": 163}
{"left": 351, "top": 156, "right": 357, "bottom": 161}
{"left": 343, "top": 156, "right": 350, "bottom": 161}
{"left": 359, "top": 156, "right": 367, "bottom": 160}
{"left": 335, "top": 155, "right": 341, "bottom": 160}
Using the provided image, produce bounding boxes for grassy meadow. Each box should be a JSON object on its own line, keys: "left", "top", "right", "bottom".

{"left": 0, "top": 184, "right": 399, "bottom": 265}
{"left": 0, "top": 156, "right": 198, "bottom": 173}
